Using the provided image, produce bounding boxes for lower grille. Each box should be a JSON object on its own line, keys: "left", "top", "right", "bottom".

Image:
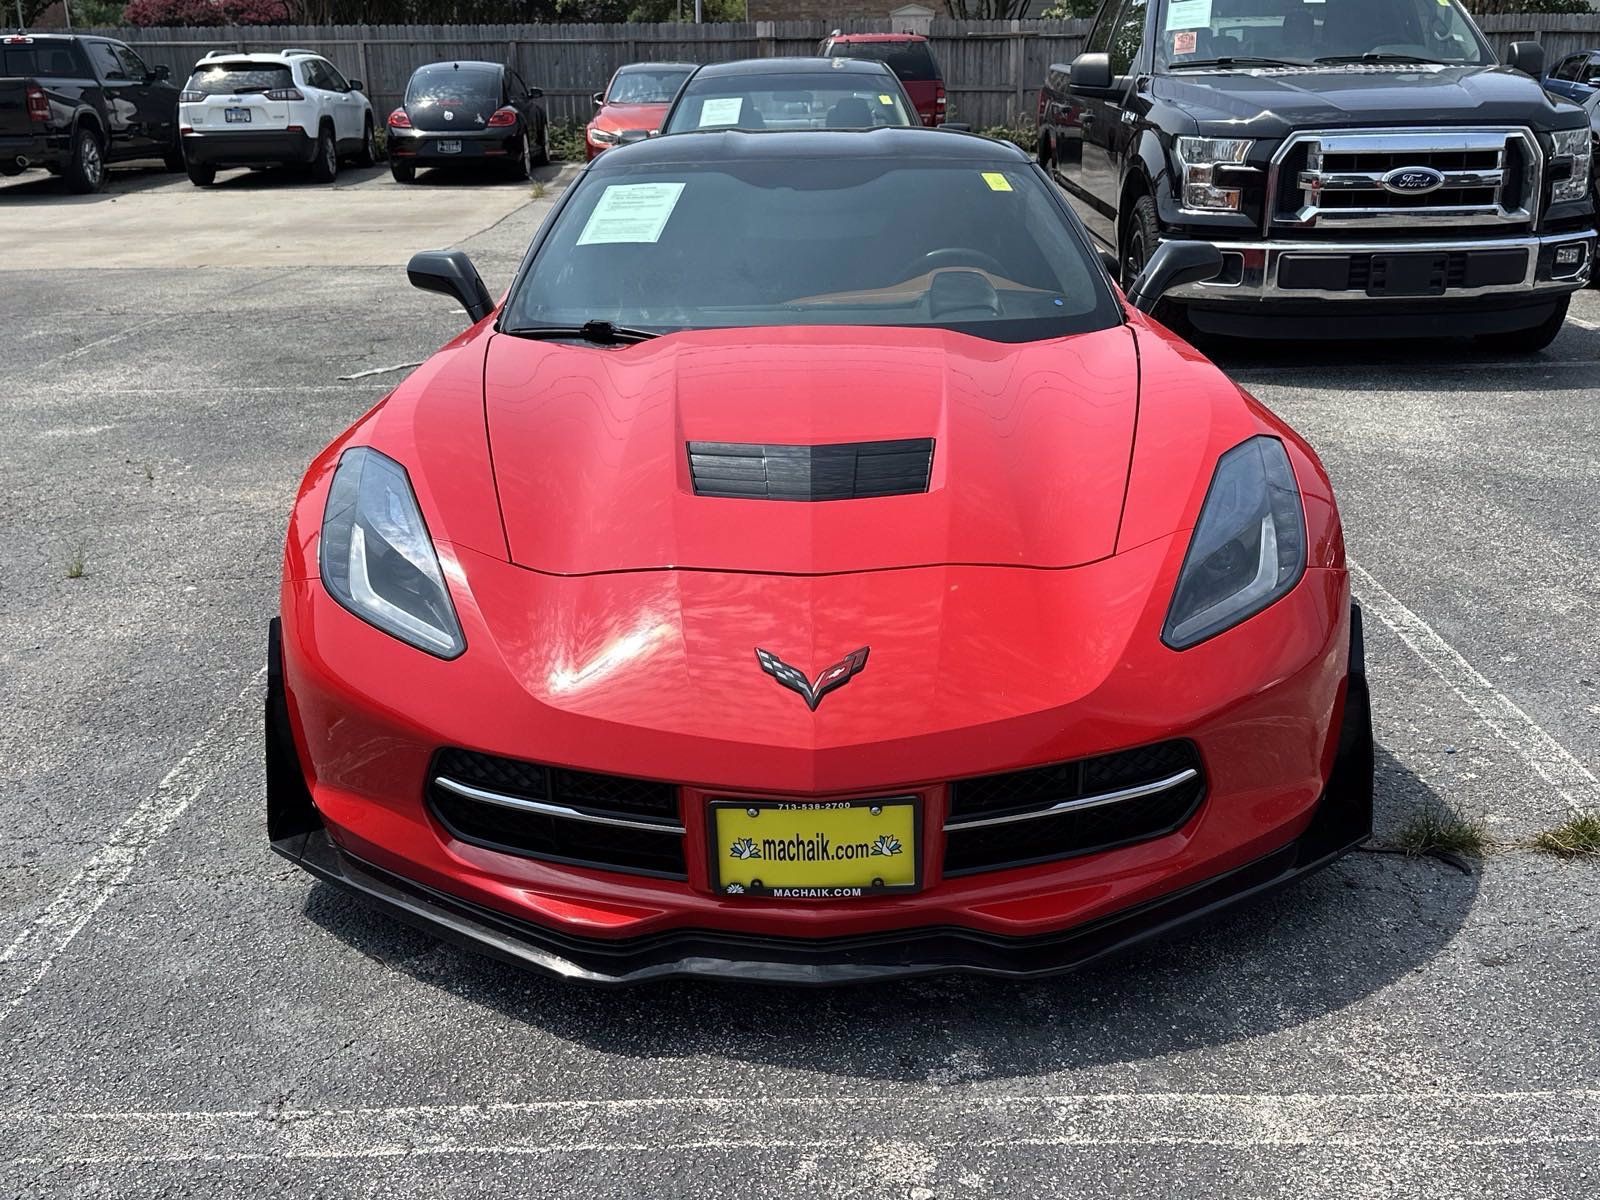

{"left": 944, "top": 741, "right": 1205, "bottom": 875}
{"left": 427, "top": 748, "right": 685, "bottom": 877}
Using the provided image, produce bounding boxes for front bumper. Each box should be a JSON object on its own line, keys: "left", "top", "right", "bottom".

{"left": 266, "top": 604, "right": 1374, "bottom": 985}
{"left": 182, "top": 129, "right": 318, "bottom": 167}
{"left": 1166, "top": 231, "right": 1594, "bottom": 303}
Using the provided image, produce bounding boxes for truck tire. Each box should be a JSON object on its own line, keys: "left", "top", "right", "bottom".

{"left": 1120, "top": 193, "right": 1194, "bottom": 336}
{"left": 163, "top": 136, "right": 185, "bottom": 173}
{"left": 1475, "top": 297, "right": 1569, "bottom": 355}
{"left": 62, "top": 126, "right": 106, "bottom": 194}
{"left": 309, "top": 123, "right": 338, "bottom": 183}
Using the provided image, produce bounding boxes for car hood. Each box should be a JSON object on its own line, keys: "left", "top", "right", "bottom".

{"left": 1156, "top": 64, "right": 1583, "bottom": 135}
{"left": 482, "top": 324, "right": 1140, "bottom": 575}
{"left": 593, "top": 101, "right": 669, "bottom": 133}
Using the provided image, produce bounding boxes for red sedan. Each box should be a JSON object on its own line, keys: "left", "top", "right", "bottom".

{"left": 269, "top": 128, "right": 1373, "bottom": 984}
{"left": 585, "top": 61, "right": 693, "bottom": 159}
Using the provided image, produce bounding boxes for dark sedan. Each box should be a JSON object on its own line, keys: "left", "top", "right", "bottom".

{"left": 387, "top": 60, "right": 547, "bottom": 183}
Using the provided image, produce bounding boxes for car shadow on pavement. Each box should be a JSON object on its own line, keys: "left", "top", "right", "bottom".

{"left": 0, "top": 161, "right": 181, "bottom": 203}
{"left": 302, "top": 745, "right": 1476, "bottom": 1082}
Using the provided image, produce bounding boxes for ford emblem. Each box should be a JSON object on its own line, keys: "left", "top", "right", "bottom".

{"left": 1381, "top": 166, "right": 1445, "bottom": 196}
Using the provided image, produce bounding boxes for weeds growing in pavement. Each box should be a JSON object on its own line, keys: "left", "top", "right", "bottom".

{"left": 65, "top": 546, "right": 86, "bottom": 579}
{"left": 530, "top": 181, "right": 548, "bottom": 200}
{"left": 1533, "top": 811, "right": 1600, "bottom": 859}
{"left": 1393, "top": 804, "right": 1487, "bottom": 858}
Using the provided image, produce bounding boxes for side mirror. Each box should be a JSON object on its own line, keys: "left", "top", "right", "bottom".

{"left": 348, "top": 77, "right": 364, "bottom": 92}
{"left": 150, "top": 65, "right": 171, "bottom": 81}
{"left": 527, "top": 85, "right": 543, "bottom": 99}
{"left": 1069, "top": 51, "right": 1113, "bottom": 95}
{"left": 1507, "top": 41, "right": 1545, "bottom": 80}
{"left": 593, "top": 90, "right": 605, "bottom": 106}
{"left": 1125, "top": 241, "right": 1223, "bottom": 313}
{"left": 407, "top": 250, "right": 494, "bottom": 324}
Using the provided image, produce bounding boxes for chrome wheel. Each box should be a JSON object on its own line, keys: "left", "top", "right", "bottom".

{"left": 82, "top": 135, "right": 102, "bottom": 187}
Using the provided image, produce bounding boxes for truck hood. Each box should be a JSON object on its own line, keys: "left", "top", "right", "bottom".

{"left": 483, "top": 324, "right": 1140, "bottom": 575}
{"left": 1156, "top": 64, "right": 1585, "bottom": 136}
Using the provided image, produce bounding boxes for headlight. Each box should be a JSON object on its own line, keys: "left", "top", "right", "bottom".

{"left": 319, "top": 447, "right": 465, "bottom": 658}
{"left": 1174, "top": 136, "right": 1254, "bottom": 212}
{"left": 1550, "top": 127, "right": 1592, "bottom": 204}
{"left": 587, "top": 126, "right": 620, "bottom": 146}
{"left": 1163, "top": 437, "right": 1307, "bottom": 650}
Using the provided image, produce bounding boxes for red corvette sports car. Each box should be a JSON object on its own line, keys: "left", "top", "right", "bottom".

{"left": 269, "top": 128, "right": 1373, "bottom": 984}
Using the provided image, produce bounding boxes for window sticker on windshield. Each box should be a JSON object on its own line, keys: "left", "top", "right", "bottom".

{"left": 576, "top": 182, "right": 686, "bottom": 246}
{"left": 1173, "top": 30, "right": 1198, "bottom": 55}
{"left": 698, "top": 97, "right": 744, "bottom": 127}
{"left": 981, "top": 172, "right": 1013, "bottom": 192}
{"left": 878, "top": 94, "right": 894, "bottom": 104}
{"left": 1165, "top": 0, "right": 1212, "bottom": 30}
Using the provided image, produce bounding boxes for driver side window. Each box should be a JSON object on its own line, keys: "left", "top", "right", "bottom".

{"left": 1109, "top": 0, "right": 1149, "bottom": 76}
{"left": 1085, "top": 0, "right": 1120, "bottom": 54}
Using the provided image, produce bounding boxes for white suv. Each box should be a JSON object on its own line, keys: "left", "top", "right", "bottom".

{"left": 178, "top": 49, "right": 376, "bottom": 186}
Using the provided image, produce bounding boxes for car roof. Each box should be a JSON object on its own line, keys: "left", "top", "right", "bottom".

{"left": 689, "top": 56, "right": 896, "bottom": 80}
{"left": 828, "top": 33, "right": 928, "bottom": 43}
{"left": 411, "top": 60, "right": 503, "bottom": 72}
{"left": 195, "top": 51, "right": 313, "bottom": 65}
{"left": 616, "top": 60, "right": 695, "bottom": 73}
{"left": 591, "top": 126, "right": 1029, "bottom": 168}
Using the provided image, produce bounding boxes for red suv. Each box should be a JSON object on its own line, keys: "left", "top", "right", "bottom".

{"left": 819, "top": 32, "right": 945, "bottom": 127}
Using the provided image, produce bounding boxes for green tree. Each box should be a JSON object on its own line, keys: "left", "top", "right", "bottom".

{"left": 1040, "top": 0, "right": 1100, "bottom": 16}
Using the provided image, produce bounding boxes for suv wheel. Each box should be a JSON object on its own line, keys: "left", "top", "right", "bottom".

{"left": 310, "top": 124, "right": 338, "bottom": 183}
{"left": 356, "top": 117, "right": 377, "bottom": 167}
{"left": 1475, "top": 297, "right": 1570, "bottom": 355}
{"left": 63, "top": 126, "right": 105, "bottom": 194}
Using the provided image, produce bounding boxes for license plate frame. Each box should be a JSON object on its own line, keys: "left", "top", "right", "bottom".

{"left": 707, "top": 796, "right": 922, "bottom": 899}
{"left": 1368, "top": 251, "right": 1448, "bottom": 297}
{"left": 224, "top": 107, "right": 251, "bottom": 124}
{"left": 436, "top": 139, "right": 462, "bottom": 154}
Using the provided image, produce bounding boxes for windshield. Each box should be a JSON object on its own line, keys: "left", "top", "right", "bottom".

{"left": 1157, "top": 0, "right": 1493, "bottom": 69}
{"left": 662, "top": 73, "right": 914, "bottom": 132}
{"left": 184, "top": 63, "right": 294, "bottom": 95}
{"left": 406, "top": 64, "right": 501, "bottom": 107}
{"left": 607, "top": 67, "right": 693, "bottom": 104}
{"left": 826, "top": 41, "right": 940, "bottom": 82}
{"left": 502, "top": 157, "right": 1116, "bottom": 343}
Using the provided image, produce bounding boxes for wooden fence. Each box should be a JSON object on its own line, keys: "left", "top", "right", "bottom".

{"left": 78, "top": 13, "right": 1600, "bottom": 131}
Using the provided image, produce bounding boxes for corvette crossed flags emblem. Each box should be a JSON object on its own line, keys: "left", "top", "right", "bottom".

{"left": 755, "top": 647, "right": 870, "bottom": 711}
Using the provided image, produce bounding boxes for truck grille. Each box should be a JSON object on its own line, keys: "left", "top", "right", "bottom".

{"left": 1273, "top": 128, "right": 1538, "bottom": 232}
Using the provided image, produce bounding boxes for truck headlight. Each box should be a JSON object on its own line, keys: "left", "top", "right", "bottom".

{"left": 1174, "top": 136, "right": 1254, "bottom": 213}
{"left": 1550, "top": 127, "right": 1592, "bottom": 204}
{"left": 1163, "top": 437, "right": 1307, "bottom": 650}
{"left": 319, "top": 447, "right": 466, "bottom": 659}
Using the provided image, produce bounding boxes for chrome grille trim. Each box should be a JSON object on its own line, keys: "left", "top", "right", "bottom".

{"left": 434, "top": 776, "right": 685, "bottom": 833}
{"left": 1270, "top": 127, "right": 1540, "bottom": 231}
{"left": 942, "top": 768, "right": 1200, "bottom": 831}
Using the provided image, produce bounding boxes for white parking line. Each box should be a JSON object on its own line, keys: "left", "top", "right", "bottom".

{"left": 0, "top": 669, "right": 264, "bottom": 1017}
{"left": 4, "top": 1091, "right": 1596, "bottom": 1166}
{"left": 1350, "top": 561, "right": 1600, "bottom": 814}
{"left": 337, "top": 361, "right": 424, "bottom": 381}
{"left": 1568, "top": 316, "right": 1599, "bottom": 332}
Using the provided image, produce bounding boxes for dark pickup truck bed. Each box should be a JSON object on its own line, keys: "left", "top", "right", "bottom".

{"left": 0, "top": 33, "right": 180, "bottom": 192}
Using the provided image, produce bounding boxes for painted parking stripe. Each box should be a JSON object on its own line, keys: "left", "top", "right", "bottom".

{"left": 1350, "top": 560, "right": 1599, "bottom": 813}
{"left": 1567, "top": 316, "right": 1599, "bottom": 332}
{"left": 0, "top": 669, "right": 264, "bottom": 1017}
{"left": 4, "top": 1091, "right": 1597, "bottom": 1167}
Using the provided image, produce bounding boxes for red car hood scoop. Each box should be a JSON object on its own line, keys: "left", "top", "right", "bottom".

{"left": 483, "top": 325, "right": 1139, "bottom": 575}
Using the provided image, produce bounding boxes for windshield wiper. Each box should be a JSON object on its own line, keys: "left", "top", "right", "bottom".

{"left": 503, "top": 320, "right": 661, "bottom": 345}
{"left": 1170, "top": 56, "right": 1313, "bottom": 70}
{"left": 1314, "top": 53, "right": 1451, "bottom": 66}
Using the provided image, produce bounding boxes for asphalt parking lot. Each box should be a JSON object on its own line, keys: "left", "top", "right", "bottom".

{"left": 1, "top": 156, "right": 1597, "bottom": 1198}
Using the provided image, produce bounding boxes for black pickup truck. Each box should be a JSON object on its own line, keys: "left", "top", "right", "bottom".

{"left": 0, "top": 33, "right": 181, "bottom": 193}
{"left": 1038, "top": 0, "right": 1596, "bottom": 350}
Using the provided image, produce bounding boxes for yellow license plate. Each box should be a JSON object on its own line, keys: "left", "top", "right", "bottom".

{"left": 709, "top": 798, "right": 921, "bottom": 898}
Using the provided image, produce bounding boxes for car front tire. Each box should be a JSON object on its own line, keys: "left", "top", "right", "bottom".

{"left": 530, "top": 117, "right": 550, "bottom": 167}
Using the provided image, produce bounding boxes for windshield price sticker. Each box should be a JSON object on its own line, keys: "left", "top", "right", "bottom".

{"left": 982, "top": 171, "right": 1014, "bottom": 192}
{"left": 1166, "top": 0, "right": 1212, "bottom": 29}
{"left": 1173, "top": 30, "right": 1198, "bottom": 55}
{"left": 698, "top": 96, "right": 744, "bottom": 127}
{"left": 576, "top": 182, "right": 686, "bottom": 246}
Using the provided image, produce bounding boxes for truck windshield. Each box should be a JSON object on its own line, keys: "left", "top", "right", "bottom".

{"left": 502, "top": 157, "right": 1118, "bottom": 343}
{"left": 827, "top": 41, "right": 941, "bottom": 82}
{"left": 1157, "top": 0, "right": 1493, "bottom": 70}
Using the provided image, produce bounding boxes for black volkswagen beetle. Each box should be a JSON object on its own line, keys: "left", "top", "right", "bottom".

{"left": 387, "top": 60, "right": 548, "bottom": 182}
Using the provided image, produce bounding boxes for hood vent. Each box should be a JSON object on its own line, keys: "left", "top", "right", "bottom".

{"left": 687, "top": 438, "right": 934, "bottom": 502}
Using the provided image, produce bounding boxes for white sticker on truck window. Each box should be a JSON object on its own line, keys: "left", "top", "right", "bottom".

{"left": 698, "top": 97, "right": 744, "bottom": 127}
{"left": 1166, "top": 0, "right": 1212, "bottom": 29}
{"left": 575, "top": 182, "right": 686, "bottom": 246}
